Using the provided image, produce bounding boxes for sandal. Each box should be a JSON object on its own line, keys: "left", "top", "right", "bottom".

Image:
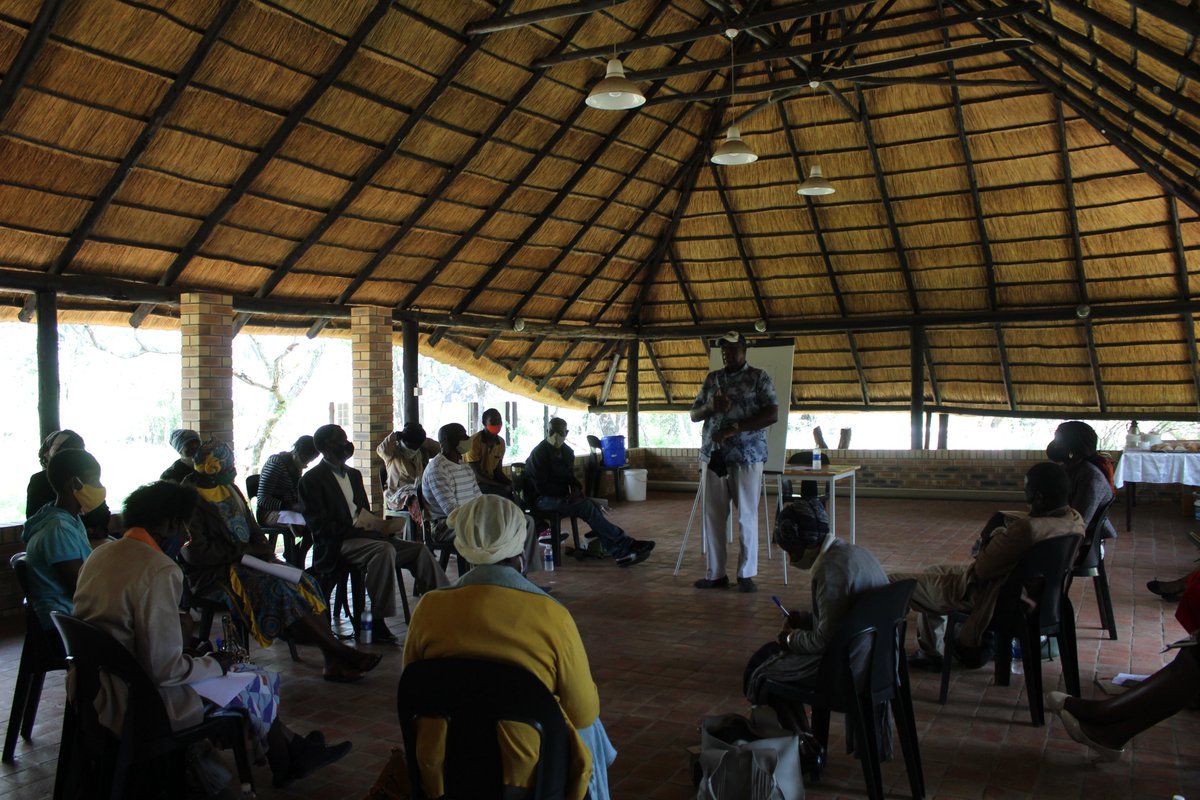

{"left": 1146, "top": 580, "right": 1183, "bottom": 602}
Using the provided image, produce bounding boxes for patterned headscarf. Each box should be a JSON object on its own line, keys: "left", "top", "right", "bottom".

{"left": 193, "top": 440, "right": 249, "bottom": 542}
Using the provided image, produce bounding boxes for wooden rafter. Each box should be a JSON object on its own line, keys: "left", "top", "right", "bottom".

{"left": 139, "top": 0, "right": 390, "bottom": 307}
{"left": 473, "top": 330, "right": 500, "bottom": 359}
{"left": 644, "top": 340, "right": 672, "bottom": 403}
{"left": 50, "top": 0, "right": 239, "bottom": 280}
{"left": 427, "top": 327, "right": 446, "bottom": 348}
{"left": 1084, "top": 320, "right": 1107, "bottom": 413}
{"left": 1055, "top": 99, "right": 1089, "bottom": 306}
{"left": 848, "top": 333, "right": 870, "bottom": 405}
{"left": 1049, "top": 0, "right": 1199, "bottom": 88}
{"left": 508, "top": 336, "right": 545, "bottom": 382}
{"left": 1167, "top": 195, "right": 1200, "bottom": 410}
{"left": 854, "top": 85, "right": 920, "bottom": 313}
{"left": 562, "top": 340, "right": 617, "bottom": 401}
{"left": 994, "top": 323, "right": 1017, "bottom": 411}
{"left": 600, "top": 342, "right": 625, "bottom": 405}
{"left": 536, "top": 340, "right": 582, "bottom": 392}
{"left": 709, "top": 164, "right": 768, "bottom": 321}
{"left": 666, "top": 246, "right": 701, "bottom": 325}
{"left": 465, "top": 0, "right": 631, "bottom": 35}
{"left": 0, "top": 0, "right": 65, "bottom": 126}
{"left": 922, "top": 338, "right": 942, "bottom": 407}
{"left": 246, "top": 1, "right": 511, "bottom": 324}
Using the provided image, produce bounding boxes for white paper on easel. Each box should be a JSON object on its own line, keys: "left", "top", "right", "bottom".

{"left": 240, "top": 554, "right": 303, "bottom": 584}
{"left": 191, "top": 671, "right": 256, "bottom": 706}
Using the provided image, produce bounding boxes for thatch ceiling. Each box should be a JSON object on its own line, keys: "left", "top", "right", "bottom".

{"left": 0, "top": 0, "right": 1197, "bottom": 416}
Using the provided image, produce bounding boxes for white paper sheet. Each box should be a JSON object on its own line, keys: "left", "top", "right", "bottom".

{"left": 273, "top": 510, "right": 305, "bottom": 525}
{"left": 354, "top": 508, "right": 408, "bottom": 536}
{"left": 192, "top": 671, "right": 256, "bottom": 707}
{"left": 240, "top": 554, "right": 303, "bottom": 584}
{"left": 1112, "top": 673, "right": 1150, "bottom": 685}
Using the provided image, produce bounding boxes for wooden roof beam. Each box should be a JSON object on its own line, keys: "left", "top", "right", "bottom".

{"left": 50, "top": 0, "right": 238, "bottom": 282}
{"left": 473, "top": 330, "right": 500, "bottom": 359}
{"left": 644, "top": 340, "right": 673, "bottom": 403}
{"left": 1084, "top": 320, "right": 1106, "bottom": 413}
{"left": 600, "top": 342, "right": 625, "bottom": 405}
{"left": 994, "top": 323, "right": 1017, "bottom": 411}
{"left": 848, "top": 333, "right": 870, "bottom": 405}
{"left": 562, "top": 340, "right": 618, "bottom": 401}
{"left": 244, "top": 1, "right": 512, "bottom": 328}
{"left": 465, "top": 0, "right": 631, "bottom": 36}
{"left": 1167, "top": 195, "right": 1200, "bottom": 410}
{"left": 508, "top": 335, "right": 545, "bottom": 382}
{"left": 1055, "top": 98, "right": 1090, "bottom": 306}
{"left": 536, "top": 340, "right": 582, "bottom": 392}
{"left": 666, "top": 246, "right": 701, "bottom": 326}
{"left": 0, "top": 0, "right": 65, "bottom": 126}
{"left": 709, "top": 164, "right": 768, "bottom": 321}
{"left": 138, "top": 0, "right": 390, "bottom": 311}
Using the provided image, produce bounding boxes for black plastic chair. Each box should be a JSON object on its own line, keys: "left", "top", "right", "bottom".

{"left": 4, "top": 554, "right": 67, "bottom": 762}
{"left": 397, "top": 657, "right": 574, "bottom": 800}
{"left": 511, "top": 463, "right": 580, "bottom": 568}
{"left": 246, "top": 473, "right": 309, "bottom": 568}
{"left": 50, "top": 612, "right": 253, "bottom": 800}
{"left": 938, "top": 534, "right": 1082, "bottom": 724}
{"left": 584, "top": 435, "right": 624, "bottom": 502}
{"left": 762, "top": 580, "right": 924, "bottom": 800}
{"left": 1070, "top": 498, "right": 1117, "bottom": 640}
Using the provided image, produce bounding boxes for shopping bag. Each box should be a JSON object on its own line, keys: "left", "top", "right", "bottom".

{"left": 696, "top": 711, "right": 803, "bottom": 800}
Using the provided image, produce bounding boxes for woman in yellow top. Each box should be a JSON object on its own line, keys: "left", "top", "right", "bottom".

{"left": 403, "top": 494, "right": 615, "bottom": 800}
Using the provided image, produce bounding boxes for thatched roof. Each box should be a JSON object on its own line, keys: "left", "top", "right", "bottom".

{"left": 0, "top": 0, "right": 1197, "bottom": 416}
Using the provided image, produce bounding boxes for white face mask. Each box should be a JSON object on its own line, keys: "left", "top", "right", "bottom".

{"left": 547, "top": 432, "right": 566, "bottom": 447}
{"left": 457, "top": 440, "right": 470, "bottom": 455}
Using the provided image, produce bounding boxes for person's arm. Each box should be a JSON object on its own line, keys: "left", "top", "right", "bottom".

{"left": 785, "top": 568, "right": 849, "bottom": 654}
{"left": 690, "top": 375, "right": 719, "bottom": 422}
{"left": 136, "top": 564, "right": 225, "bottom": 687}
{"left": 52, "top": 559, "right": 84, "bottom": 599}
{"left": 973, "top": 518, "right": 1035, "bottom": 581}
{"left": 378, "top": 433, "right": 400, "bottom": 461}
{"left": 553, "top": 610, "right": 601, "bottom": 729}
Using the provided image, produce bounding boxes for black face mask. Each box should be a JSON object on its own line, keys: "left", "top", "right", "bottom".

{"left": 1046, "top": 441, "right": 1069, "bottom": 462}
{"left": 343, "top": 442, "right": 355, "bottom": 459}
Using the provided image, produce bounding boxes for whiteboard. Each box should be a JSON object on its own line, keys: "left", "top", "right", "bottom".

{"left": 707, "top": 339, "right": 795, "bottom": 474}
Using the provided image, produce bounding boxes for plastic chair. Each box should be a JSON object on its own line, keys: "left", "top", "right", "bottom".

{"left": 246, "top": 473, "right": 309, "bottom": 568}
{"left": 50, "top": 612, "right": 254, "bottom": 800}
{"left": 585, "top": 435, "right": 624, "bottom": 502}
{"left": 1069, "top": 498, "right": 1117, "bottom": 640}
{"left": 416, "top": 484, "right": 468, "bottom": 577}
{"left": 762, "top": 580, "right": 924, "bottom": 800}
{"left": 938, "top": 534, "right": 1082, "bottom": 724}
{"left": 397, "top": 657, "right": 574, "bottom": 800}
{"left": 512, "top": 463, "right": 580, "bottom": 568}
{"left": 3, "top": 554, "right": 67, "bottom": 762}
{"left": 781, "top": 451, "right": 831, "bottom": 509}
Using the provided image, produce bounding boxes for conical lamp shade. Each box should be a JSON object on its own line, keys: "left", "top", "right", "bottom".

{"left": 586, "top": 59, "right": 645, "bottom": 110}
{"left": 711, "top": 125, "right": 757, "bottom": 165}
{"left": 797, "top": 164, "right": 835, "bottom": 196}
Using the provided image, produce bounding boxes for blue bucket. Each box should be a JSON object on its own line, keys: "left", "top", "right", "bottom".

{"left": 600, "top": 435, "right": 626, "bottom": 468}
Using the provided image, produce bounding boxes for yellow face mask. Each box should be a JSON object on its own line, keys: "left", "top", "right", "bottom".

{"left": 74, "top": 483, "right": 107, "bottom": 514}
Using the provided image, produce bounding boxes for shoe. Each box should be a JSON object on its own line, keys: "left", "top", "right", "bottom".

{"left": 906, "top": 650, "right": 944, "bottom": 672}
{"left": 616, "top": 541, "right": 654, "bottom": 568}
{"left": 1146, "top": 579, "right": 1183, "bottom": 602}
{"left": 694, "top": 576, "right": 730, "bottom": 589}
{"left": 372, "top": 628, "right": 399, "bottom": 645}
{"left": 737, "top": 577, "right": 758, "bottom": 593}
{"left": 1058, "top": 709, "right": 1124, "bottom": 762}
{"left": 1045, "top": 691, "right": 1069, "bottom": 715}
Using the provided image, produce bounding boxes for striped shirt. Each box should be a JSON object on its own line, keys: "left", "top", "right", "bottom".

{"left": 421, "top": 454, "right": 481, "bottom": 520}
{"left": 255, "top": 452, "right": 300, "bottom": 526}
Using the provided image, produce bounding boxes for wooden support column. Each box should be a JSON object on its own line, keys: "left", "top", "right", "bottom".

{"left": 352, "top": 306, "right": 394, "bottom": 511}
{"left": 180, "top": 293, "right": 234, "bottom": 446}
{"left": 911, "top": 326, "right": 924, "bottom": 450}
{"left": 35, "top": 290, "right": 60, "bottom": 439}
{"left": 626, "top": 340, "right": 640, "bottom": 449}
{"left": 937, "top": 412, "right": 949, "bottom": 450}
{"left": 402, "top": 317, "right": 419, "bottom": 425}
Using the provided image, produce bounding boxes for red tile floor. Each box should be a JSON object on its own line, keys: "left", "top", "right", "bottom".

{"left": 1, "top": 492, "right": 1198, "bottom": 799}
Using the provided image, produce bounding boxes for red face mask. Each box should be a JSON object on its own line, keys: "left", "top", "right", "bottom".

{"left": 485, "top": 423, "right": 503, "bottom": 435}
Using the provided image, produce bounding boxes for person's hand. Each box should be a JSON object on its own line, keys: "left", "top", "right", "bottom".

{"left": 776, "top": 622, "right": 793, "bottom": 647}
{"left": 712, "top": 389, "right": 731, "bottom": 413}
{"left": 210, "top": 650, "right": 236, "bottom": 675}
{"left": 788, "top": 610, "right": 813, "bottom": 631}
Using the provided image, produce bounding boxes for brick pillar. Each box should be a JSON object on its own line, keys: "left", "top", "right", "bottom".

{"left": 351, "top": 306, "right": 394, "bottom": 511}
{"left": 180, "top": 293, "right": 234, "bottom": 446}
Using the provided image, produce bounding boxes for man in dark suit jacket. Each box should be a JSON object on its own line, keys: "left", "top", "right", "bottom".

{"left": 299, "top": 424, "right": 448, "bottom": 643}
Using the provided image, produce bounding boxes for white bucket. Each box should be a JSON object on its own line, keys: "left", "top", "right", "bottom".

{"left": 623, "top": 468, "right": 648, "bottom": 502}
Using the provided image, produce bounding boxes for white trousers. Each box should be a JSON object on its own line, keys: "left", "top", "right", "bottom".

{"left": 701, "top": 461, "right": 763, "bottom": 580}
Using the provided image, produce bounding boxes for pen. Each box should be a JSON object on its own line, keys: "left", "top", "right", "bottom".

{"left": 771, "top": 595, "right": 789, "bottom": 617}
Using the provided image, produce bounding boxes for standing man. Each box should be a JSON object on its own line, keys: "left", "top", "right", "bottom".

{"left": 527, "top": 418, "right": 655, "bottom": 569}
{"left": 464, "top": 408, "right": 513, "bottom": 498}
{"left": 690, "top": 332, "right": 779, "bottom": 593}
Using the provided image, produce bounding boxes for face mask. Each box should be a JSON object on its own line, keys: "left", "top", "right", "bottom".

{"left": 343, "top": 442, "right": 355, "bottom": 459}
{"left": 181, "top": 456, "right": 195, "bottom": 467}
{"left": 547, "top": 432, "right": 566, "bottom": 447}
{"left": 456, "top": 440, "right": 470, "bottom": 455}
{"left": 74, "top": 483, "right": 107, "bottom": 514}
{"left": 1046, "top": 441, "right": 1069, "bottom": 462}
{"left": 485, "top": 423, "right": 502, "bottom": 436}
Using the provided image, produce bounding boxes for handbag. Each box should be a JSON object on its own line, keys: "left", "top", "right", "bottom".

{"left": 696, "top": 708, "right": 804, "bottom": 800}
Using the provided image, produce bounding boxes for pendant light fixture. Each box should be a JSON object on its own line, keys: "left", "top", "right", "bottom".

{"left": 586, "top": 4, "right": 644, "bottom": 110}
{"left": 797, "top": 164, "right": 835, "bottom": 196}
{"left": 711, "top": 29, "right": 757, "bottom": 166}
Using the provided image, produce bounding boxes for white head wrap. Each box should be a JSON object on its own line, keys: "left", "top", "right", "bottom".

{"left": 448, "top": 494, "right": 526, "bottom": 566}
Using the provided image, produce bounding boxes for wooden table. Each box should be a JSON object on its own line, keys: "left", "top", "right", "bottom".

{"left": 781, "top": 464, "right": 861, "bottom": 543}
{"left": 1113, "top": 450, "right": 1200, "bottom": 531}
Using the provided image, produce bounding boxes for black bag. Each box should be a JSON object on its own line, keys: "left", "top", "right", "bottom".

{"left": 707, "top": 448, "right": 728, "bottom": 478}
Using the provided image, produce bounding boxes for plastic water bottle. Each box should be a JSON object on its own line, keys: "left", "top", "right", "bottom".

{"left": 1010, "top": 638, "right": 1023, "bottom": 675}
{"left": 811, "top": 449, "right": 822, "bottom": 470}
{"left": 360, "top": 597, "right": 373, "bottom": 645}
{"left": 543, "top": 543, "right": 555, "bottom": 572}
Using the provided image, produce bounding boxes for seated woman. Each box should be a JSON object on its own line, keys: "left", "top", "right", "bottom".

{"left": 26, "top": 429, "right": 111, "bottom": 542}
{"left": 399, "top": 494, "right": 616, "bottom": 800}
{"left": 1046, "top": 420, "right": 1117, "bottom": 539}
{"left": 72, "top": 480, "right": 352, "bottom": 788}
{"left": 22, "top": 449, "right": 104, "bottom": 632}
{"left": 181, "top": 440, "right": 379, "bottom": 683}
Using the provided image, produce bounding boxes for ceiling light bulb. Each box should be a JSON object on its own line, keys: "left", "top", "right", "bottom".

{"left": 1076, "top": 304, "right": 1090, "bottom": 319}
{"left": 711, "top": 125, "right": 757, "bottom": 165}
{"left": 512, "top": 317, "right": 526, "bottom": 332}
{"left": 754, "top": 319, "right": 767, "bottom": 333}
{"left": 586, "top": 59, "right": 645, "bottom": 110}
{"left": 809, "top": 79, "right": 821, "bottom": 89}
{"left": 797, "top": 164, "right": 835, "bottom": 196}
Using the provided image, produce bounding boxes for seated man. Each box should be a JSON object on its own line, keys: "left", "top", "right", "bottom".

{"left": 299, "top": 424, "right": 449, "bottom": 643}
{"left": 73, "top": 480, "right": 351, "bottom": 789}
{"left": 526, "top": 418, "right": 654, "bottom": 569}
{"left": 423, "top": 423, "right": 542, "bottom": 572}
{"left": 401, "top": 494, "right": 616, "bottom": 800}
{"left": 464, "top": 408, "right": 513, "bottom": 498}
{"left": 891, "top": 462, "right": 1085, "bottom": 670}
{"left": 161, "top": 428, "right": 201, "bottom": 483}
{"left": 22, "top": 449, "right": 104, "bottom": 632}
{"left": 743, "top": 497, "right": 887, "bottom": 726}
{"left": 377, "top": 422, "right": 440, "bottom": 516}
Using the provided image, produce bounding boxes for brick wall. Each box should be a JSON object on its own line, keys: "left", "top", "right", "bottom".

{"left": 180, "top": 292, "right": 234, "bottom": 445}
{"left": 627, "top": 448, "right": 1046, "bottom": 499}
{"left": 351, "top": 306, "right": 394, "bottom": 511}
